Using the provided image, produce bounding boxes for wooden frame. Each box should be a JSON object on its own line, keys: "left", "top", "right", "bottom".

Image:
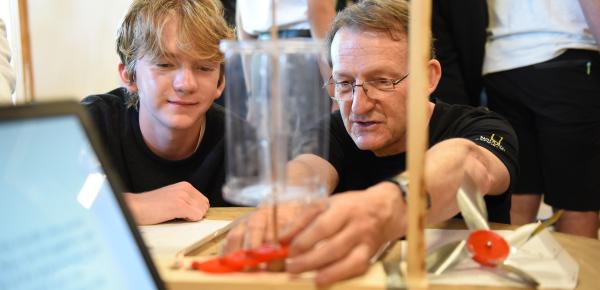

{"left": 406, "top": 0, "right": 432, "bottom": 289}
{"left": 17, "top": 0, "right": 34, "bottom": 101}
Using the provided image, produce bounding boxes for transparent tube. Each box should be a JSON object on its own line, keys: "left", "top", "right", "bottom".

{"left": 220, "top": 39, "right": 330, "bottom": 206}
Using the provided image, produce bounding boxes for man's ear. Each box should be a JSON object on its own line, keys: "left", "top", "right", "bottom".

{"left": 118, "top": 63, "right": 138, "bottom": 93}
{"left": 427, "top": 59, "right": 442, "bottom": 95}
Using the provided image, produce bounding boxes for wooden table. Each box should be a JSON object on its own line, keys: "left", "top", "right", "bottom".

{"left": 154, "top": 208, "right": 600, "bottom": 290}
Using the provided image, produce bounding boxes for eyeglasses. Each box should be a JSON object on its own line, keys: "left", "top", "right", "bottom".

{"left": 325, "top": 74, "right": 409, "bottom": 101}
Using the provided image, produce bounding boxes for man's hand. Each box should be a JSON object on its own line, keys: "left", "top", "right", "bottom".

{"left": 124, "top": 181, "right": 210, "bottom": 225}
{"left": 223, "top": 153, "right": 337, "bottom": 253}
{"left": 286, "top": 182, "right": 406, "bottom": 288}
{"left": 223, "top": 200, "right": 327, "bottom": 253}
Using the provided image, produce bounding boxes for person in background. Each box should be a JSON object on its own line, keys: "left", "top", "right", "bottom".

{"left": 236, "top": 0, "right": 336, "bottom": 107}
{"left": 0, "top": 18, "right": 15, "bottom": 104}
{"left": 82, "top": 0, "right": 235, "bottom": 225}
{"left": 220, "top": 0, "right": 236, "bottom": 27}
{"left": 236, "top": 0, "right": 335, "bottom": 43}
{"left": 225, "top": 0, "right": 519, "bottom": 286}
{"left": 483, "top": 0, "right": 600, "bottom": 238}
{"left": 431, "top": 0, "right": 487, "bottom": 106}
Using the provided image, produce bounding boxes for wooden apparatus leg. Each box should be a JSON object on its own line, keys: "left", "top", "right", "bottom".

{"left": 406, "top": 0, "right": 432, "bottom": 289}
{"left": 18, "top": 0, "right": 35, "bottom": 101}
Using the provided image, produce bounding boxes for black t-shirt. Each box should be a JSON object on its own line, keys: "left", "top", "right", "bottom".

{"left": 329, "top": 101, "right": 518, "bottom": 223}
{"left": 81, "top": 88, "right": 232, "bottom": 206}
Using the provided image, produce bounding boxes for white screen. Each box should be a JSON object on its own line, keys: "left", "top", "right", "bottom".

{"left": 0, "top": 115, "right": 159, "bottom": 290}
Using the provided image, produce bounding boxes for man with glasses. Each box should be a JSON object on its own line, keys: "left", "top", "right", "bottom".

{"left": 225, "top": 0, "right": 518, "bottom": 287}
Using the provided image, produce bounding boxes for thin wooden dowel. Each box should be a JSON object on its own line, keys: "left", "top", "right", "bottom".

{"left": 270, "top": 0, "right": 278, "bottom": 40}
{"left": 269, "top": 0, "right": 279, "bottom": 244}
{"left": 17, "top": 0, "right": 34, "bottom": 102}
{"left": 406, "top": 0, "right": 432, "bottom": 289}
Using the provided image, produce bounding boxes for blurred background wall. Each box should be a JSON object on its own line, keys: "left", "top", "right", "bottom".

{"left": 2, "top": 0, "right": 133, "bottom": 102}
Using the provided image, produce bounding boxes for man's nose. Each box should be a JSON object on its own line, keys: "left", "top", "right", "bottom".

{"left": 352, "top": 83, "right": 369, "bottom": 98}
{"left": 351, "top": 83, "right": 374, "bottom": 114}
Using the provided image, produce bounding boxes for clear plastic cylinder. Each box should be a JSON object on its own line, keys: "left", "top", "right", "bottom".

{"left": 220, "top": 39, "right": 330, "bottom": 206}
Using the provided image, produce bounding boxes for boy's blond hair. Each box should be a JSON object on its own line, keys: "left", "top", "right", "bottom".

{"left": 116, "top": 0, "right": 234, "bottom": 107}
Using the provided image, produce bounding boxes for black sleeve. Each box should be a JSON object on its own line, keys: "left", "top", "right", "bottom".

{"left": 431, "top": 104, "right": 519, "bottom": 192}
{"left": 461, "top": 111, "right": 519, "bottom": 192}
{"left": 80, "top": 90, "right": 132, "bottom": 190}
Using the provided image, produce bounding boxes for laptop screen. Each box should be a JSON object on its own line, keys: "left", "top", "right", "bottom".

{"left": 0, "top": 107, "right": 161, "bottom": 290}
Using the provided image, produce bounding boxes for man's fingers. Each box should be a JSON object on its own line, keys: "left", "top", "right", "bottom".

{"left": 286, "top": 223, "right": 362, "bottom": 273}
{"left": 289, "top": 201, "right": 348, "bottom": 256}
{"left": 244, "top": 210, "right": 269, "bottom": 248}
{"left": 223, "top": 200, "right": 327, "bottom": 254}
{"left": 279, "top": 200, "right": 328, "bottom": 243}
{"left": 223, "top": 223, "right": 246, "bottom": 254}
{"left": 313, "top": 243, "right": 372, "bottom": 288}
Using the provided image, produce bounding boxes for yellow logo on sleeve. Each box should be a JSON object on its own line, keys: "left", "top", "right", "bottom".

{"left": 479, "top": 133, "right": 506, "bottom": 152}
{"left": 490, "top": 133, "right": 503, "bottom": 145}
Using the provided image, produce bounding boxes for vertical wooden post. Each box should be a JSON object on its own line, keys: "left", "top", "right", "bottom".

{"left": 406, "top": 0, "right": 432, "bottom": 289}
{"left": 17, "top": 0, "right": 34, "bottom": 102}
{"left": 270, "top": 0, "right": 279, "bottom": 39}
{"left": 269, "top": 0, "right": 280, "bottom": 243}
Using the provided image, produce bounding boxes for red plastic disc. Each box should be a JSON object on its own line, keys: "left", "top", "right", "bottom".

{"left": 247, "top": 243, "right": 289, "bottom": 263}
{"left": 221, "top": 250, "right": 262, "bottom": 268}
{"left": 193, "top": 243, "right": 291, "bottom": 273}
{"left": 191, "top": 258, "right": 241, "bottom": 273}
{"left": 466, "top": 230, "right": 510, "bottom": 267}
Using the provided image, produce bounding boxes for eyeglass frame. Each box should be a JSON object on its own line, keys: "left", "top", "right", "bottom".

{"left": 324, "top": 73, "right": 409, "bottom": 101}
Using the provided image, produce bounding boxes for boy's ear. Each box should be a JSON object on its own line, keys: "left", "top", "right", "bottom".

{"left": 215, "top": 75, "right": 226, "bottom": 100}
{"left": 118, "top": 63, "right": 138, "bottom": 93}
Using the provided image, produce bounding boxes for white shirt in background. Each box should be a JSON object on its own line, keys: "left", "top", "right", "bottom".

{"left": 484, "top": 0, "right": 598, "bottom": 75}
{"left": 238, "top": 0, "right": 310, "bottom": 35}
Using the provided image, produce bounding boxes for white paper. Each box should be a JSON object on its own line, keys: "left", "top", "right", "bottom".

{"left": 421, "top": 228, "right": 579, "bottom": 289}
{"left": 139, "top": 219, "right": 231, "bottom": 257}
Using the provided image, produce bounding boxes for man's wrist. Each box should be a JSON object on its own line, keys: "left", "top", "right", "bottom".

{"left": 386, "top": 172, "right": 431, "bottom": 209}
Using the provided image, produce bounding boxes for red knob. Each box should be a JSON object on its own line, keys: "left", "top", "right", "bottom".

{"left": 466, "top": 230, "right": 510, "bottom": 267}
